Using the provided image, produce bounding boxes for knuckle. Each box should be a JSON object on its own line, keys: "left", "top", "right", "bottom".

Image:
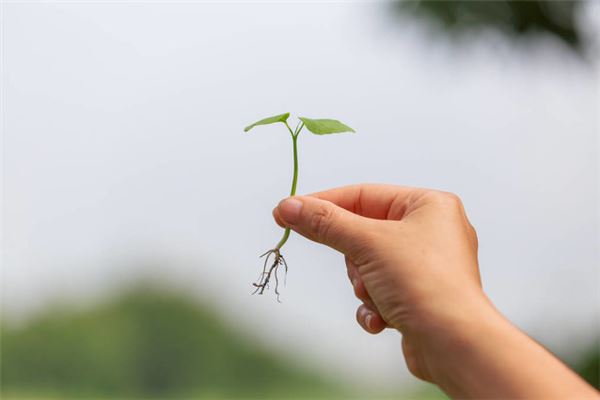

{"left": 353, "top": 280, "right": 367, "bottom": 301}
{"left": 442, "top": 191, "right": 462, "bottom": 205}
{"left": 431, "top": 191, "right": 464, "bottom": 209}
{"left": 469, "top": 223, "right": 479, "bottom": 249}
{"left": 310, "top": 204, "right": 334, "bottom": 240}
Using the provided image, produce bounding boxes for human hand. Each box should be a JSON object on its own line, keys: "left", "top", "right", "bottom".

{"left": 273, "top": 184, "right": 484, "bottom": 380}
{"left": 273, "top": 184, "right": 599, "bottom": 399}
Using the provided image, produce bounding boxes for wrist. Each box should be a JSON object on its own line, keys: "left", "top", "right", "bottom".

{"left": 403, "top": 286, "right": 495, "bottom": 342}
{"left": 417, "top": 299, "right": 508, "bottom": 396}
{"left": 406, "top": 294, "right": 598, "bottom": 399}
{"left": 401, "top": 290, "right": 505, "bottom": 393}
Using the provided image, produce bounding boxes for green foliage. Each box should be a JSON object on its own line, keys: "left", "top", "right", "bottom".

{"left": 393, "top": 1, "right": 586, "bottom": 54}
{"left": 244, "top": 113, "right": 290, "bottom": 132}
{"left": 1, "top": 287, "right": 341, "bottom": 399}
{"left": 299, "top": 117, "right": 355, "bottom": 135}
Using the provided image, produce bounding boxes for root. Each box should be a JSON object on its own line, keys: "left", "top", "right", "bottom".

{"left": 252, "top": 249, "right": 288, "bottom": 302}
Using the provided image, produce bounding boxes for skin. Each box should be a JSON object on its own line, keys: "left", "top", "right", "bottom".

{"left": 272, "top": 184, "right": 598, "bottom": 399}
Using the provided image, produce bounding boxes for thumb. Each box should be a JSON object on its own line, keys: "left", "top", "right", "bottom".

{"left": 276, "top": 196, "right": 374, "bottom": 255}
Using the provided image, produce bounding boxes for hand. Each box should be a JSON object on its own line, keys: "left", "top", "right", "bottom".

{"left": 273, "top": 184, "right": 483, "bottom": 381}
{"left": 273, "top": 184, "right": 598, "bottom": 399}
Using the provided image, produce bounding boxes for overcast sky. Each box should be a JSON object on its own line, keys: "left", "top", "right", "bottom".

{"left": 2, "top": 1, "right": 599, "bottom": 391}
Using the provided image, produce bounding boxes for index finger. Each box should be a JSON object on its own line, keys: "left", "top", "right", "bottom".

{"left": 308, "top": 184, "right": 424, "bottom": 221}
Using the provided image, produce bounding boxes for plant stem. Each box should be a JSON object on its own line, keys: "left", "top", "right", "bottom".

{"left": 275, "top": 124, "right": 302, "bottom": 250}
{"left": 290, "top": 133, "right": 299, "bottom": 196}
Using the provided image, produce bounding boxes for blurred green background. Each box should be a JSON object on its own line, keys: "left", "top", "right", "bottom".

{"left": 394, "top": 1, "right": 587, "bottom": 52}
{"left": 1, "top": 284, "right": 446, "bottom": 399}
{"left": 1, "top": 1, "right": 598, "bottom": 399}
{"left": 1, "top": 284, "right": 597, "bottom": 398}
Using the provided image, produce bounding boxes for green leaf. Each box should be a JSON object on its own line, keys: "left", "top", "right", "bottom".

{"left": 244, "top": 113, "right": 290, "bottom": 132}
{"left": 299, "top": 117, "right": 355, "bottom": 135}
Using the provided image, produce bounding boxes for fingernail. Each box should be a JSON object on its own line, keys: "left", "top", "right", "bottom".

{"left": 365, "top": 313, "right": 373, "bottom": 330}
{"left": 278, "top": 198, "right": 303, "bottom": 224}
{"left": 351, "top": 277, "right": 358, "bottom": 288}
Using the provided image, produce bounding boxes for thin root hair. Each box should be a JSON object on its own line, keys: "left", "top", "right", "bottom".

{"left": 252, "top": 249, "right": 288, "bottom": 302}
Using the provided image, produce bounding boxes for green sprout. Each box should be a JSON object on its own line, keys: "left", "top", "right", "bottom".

{"left": 244, "top": 113, "right": 355, "bottom": 300}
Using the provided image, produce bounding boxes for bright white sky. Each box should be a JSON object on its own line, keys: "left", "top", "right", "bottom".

{"left": 2, "top": 1, "right": 599, "bottom": 392}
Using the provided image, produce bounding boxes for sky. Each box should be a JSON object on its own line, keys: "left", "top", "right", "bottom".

{"left": 1, "top": 0, "right": 599, "bottom": 391}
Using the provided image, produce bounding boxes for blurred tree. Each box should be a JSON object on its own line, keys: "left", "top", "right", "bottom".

{"left": 0, "top": 286, "right": 340, "bottom": 399}
{"left": 394, "top": 1, "right": 589, "bottom": 53}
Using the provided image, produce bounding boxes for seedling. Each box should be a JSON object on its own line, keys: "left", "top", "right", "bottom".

{"left": 244, "top": 113, "right": 355, "bottom": 300}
